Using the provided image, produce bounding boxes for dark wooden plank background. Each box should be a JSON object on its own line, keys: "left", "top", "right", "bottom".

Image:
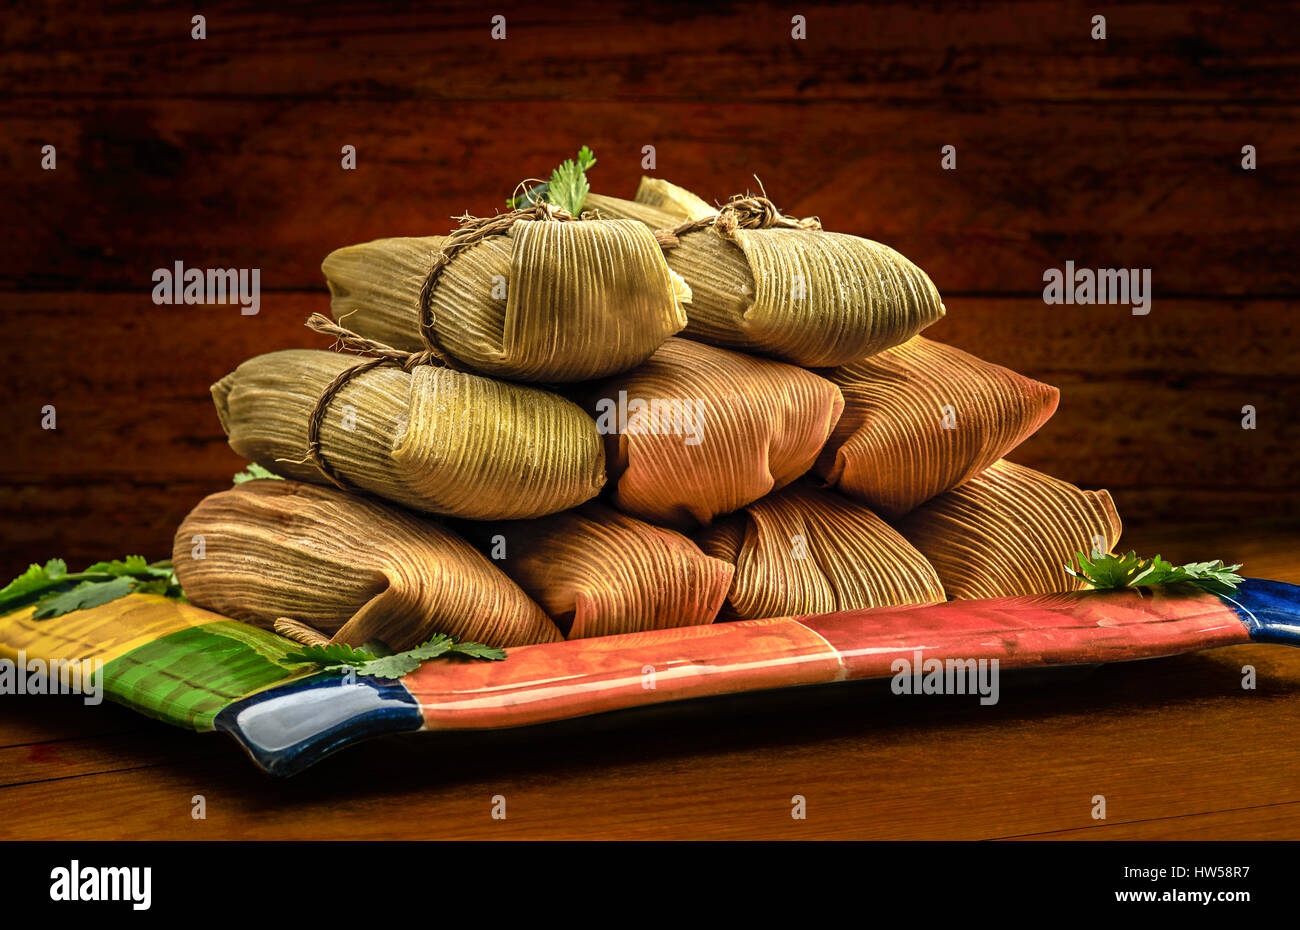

{"left": 2, "top": 0, "right": 1297, "bottom": 572}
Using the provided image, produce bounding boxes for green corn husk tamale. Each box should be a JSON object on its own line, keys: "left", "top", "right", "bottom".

{"left": 173, "top": 480, "right": 562, "bottom": 649}
{"left": 586, "top": 336, "right": 844, "bottom": 530}
{"left": 321, "top": 218, "right": 690, "bottom": 382}
{"left": 697, "top": 482, "right": 946, "bottom": 621}
{"left": 212, "top": 349, "right": 605, "bottom": 520}
{"left": 457, "top": 502, "right": 734, "bottom": 639}
{"left": 895, "top": 459, "right": 1124, "bottom": 600}
{"left": 585, "top": 178, "right": 946, "bottom": 367}
{"left": 814, "top": 336, "right": 1061, "bottom": 518}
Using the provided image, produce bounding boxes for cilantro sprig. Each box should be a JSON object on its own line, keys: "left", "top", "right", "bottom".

{"left": 282, "top": 634, "right": 507, "bottom": 680}
{"left": 1067, "top": 551, "right": 1244, "bottom": 596}
{"left": 507, "top": 146, "right": 597, "bottom": 215}
{"left": 233, "top": 462, "right": 283, "bottom": 484}
{"left": 0, "top": 556, "right": 185, "bottom": 619}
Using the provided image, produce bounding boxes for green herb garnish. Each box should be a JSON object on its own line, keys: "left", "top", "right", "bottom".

{"left": 282, "top": 633, "right": 507, "bottom": 679}
{"left": 233, "top": 462, "right": 284, "bottom": 484}
{"left": 0, "top": 556, "right": 185, "bottom": 619}
{"left": 1067, "top": 551, "right": 1244, "bottom": 596}
{"left": 508, "top": 146, "right": 597, "bottom": 215}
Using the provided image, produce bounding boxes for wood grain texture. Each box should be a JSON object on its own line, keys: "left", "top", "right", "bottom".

{"left": 0, "top": 524, "right": 1295, "bottom": 840}
{"left": 4, "top": 97, "right": 1296, "bottom": 295}
{"left": 1013, "top": 802, "right": 1300, "bottom": 840}
{"left": 2, "top": 1, "right": 1298, "bottom": 295}
{"left": 6, "top": 1, "right": 1299, "bottom": 103}
{"left": 10, "top": 0, "right": 1300, "bottom": 100}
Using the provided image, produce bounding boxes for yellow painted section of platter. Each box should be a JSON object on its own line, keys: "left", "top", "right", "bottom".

{"left": 0, "top": 593, "right": 234, "bottom": 666}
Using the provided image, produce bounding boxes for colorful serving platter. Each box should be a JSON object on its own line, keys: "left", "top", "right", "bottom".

{"left": 1, "top": 579, "right": 1297, "bottom": 776}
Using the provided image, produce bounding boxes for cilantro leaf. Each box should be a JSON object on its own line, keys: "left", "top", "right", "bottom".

{"left": 547, "top": 158, "right": 591, "bottom": 215}
{"left": 448, "top": 641, "right": 508, "bottom": 661}
{"left": 0, "top": 558, "right": 70, "bottom": 612}
{"left": 132, "top": 576, "right": 186, "bottom": 600}
{"left": 282, "top": 633, "right": 507, "bottom": 679}
{"left": 1067, "top": 551, "right": 1244, "bottom": 596}
{"left": 82, "top": 555, "right": 146, "bottom": 575}
{"left": 403, "top": 634, "right": 455, "bottom": 661}
{"left": 1068, "top": 549, "right": 1142, "bottom": 588}
{"left": 282, "top": 642, "right": 377, "bottom": 667}
{"left": 83, "top": 555, "right": 175, "bottom": 579}
{"left": 0, "top": 556, "right": 186, "bottom": 618}
{"left": 348, "top": 653, "right": 424, "bottom": 679}
{"left": 33, "top": 576, "right": 135, "bottom": 619}
{"left": 233, "top": 463, "right": 284, "bottom": 484}
{"left": 507, "top": 146, "right": 597, "bottom": 214}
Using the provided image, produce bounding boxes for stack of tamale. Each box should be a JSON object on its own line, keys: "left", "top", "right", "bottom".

{"left": 171, "top": 172, "right": 1121, "bottom": 651}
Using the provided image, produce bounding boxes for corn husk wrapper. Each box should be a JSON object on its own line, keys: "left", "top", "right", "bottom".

{"left": 895, "top": 460, "right": 1123, "bottom": 600}
{"left": 212, "top": 349, "right": 605, "bottom": 520}
{"left": 173, "top": 480, "right": 562, "bottom": 649}
{"left": 321, "top": 218, "right": 690, "bottom": 382}
{"left": 585, "top": 178, "right": 946, "bottom": 367}
{"left": 698, "top": 483, "right": 946, "bottom": 621}
{"left": 619, "top": 177, "right": 716, "bottom": 221}
{"left": 458, "top": 502, "right": 734, "bottom": 639}
{"left": 587, "top": 337, "right": 844, "bottom": 530}
{"left": 814, "top": 336, "right": 1060, "bottom": 518}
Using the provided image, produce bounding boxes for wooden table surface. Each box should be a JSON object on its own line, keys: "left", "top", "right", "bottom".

{"left": 2, "top": 522, "right": 1297, "bottom": 841}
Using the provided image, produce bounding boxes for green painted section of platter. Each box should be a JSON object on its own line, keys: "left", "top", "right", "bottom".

{"left": 103, "top": 620, "right": 307, "bottom": 730}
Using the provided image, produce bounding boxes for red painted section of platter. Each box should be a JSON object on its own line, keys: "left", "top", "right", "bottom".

{"left": 402, "top": 588, "right": 1253, "bottom": 731}
{"left": 403, "top": 616, "right": 844, "bottom": 730}
{"left": 797, "top": 586, "right": 1251, "bottom": 679}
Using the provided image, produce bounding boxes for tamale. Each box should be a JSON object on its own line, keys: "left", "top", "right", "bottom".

{"left": 212, "top": 348, "right": 605, "bottom": 520}
{"left": 457, "top": 502, "right": 734, "bottom": 639}
{"left": 585, "top": 178, "right": 946, "bottom": 367}
{"left": 587, "top": 337, "right": 844, "bottom": 529}
{"left": 172, "top": 480, "right": 562, "bottom": 649}
{"left": 698, "top": 482, "right": 946, "bottom": 621}
{"left": 321, "top": 217, "right": 690, "bottom": 382}
{"left": 814, "top": 336, "right": 1060, "bottom": 517}
{"left": 895, "top": 460, "right": 1123, "bottom": 600}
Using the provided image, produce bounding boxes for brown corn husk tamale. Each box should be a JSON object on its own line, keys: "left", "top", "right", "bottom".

{"left": 585, "top": 178, "right": 946, "bottom": 367}
{"left": 895, "top": 460, "right": 1123, "bottom": 600}
{"left": 814, "top": 336, "right": 1060, "bottom": 518}
{"left": 172, "top": 480, "right": 562, "bottom": 649}
{"left": 458, "top": 502, "right": 734, "bottom": 639}
{"left": 321, "top": 218, "right": 690, "bottom": 382}
{"left": 212, "top": 348, "right": 605, "bottom": 520}
{"left": 587, "top": 337, "right": 844, "bottom": 530}
{"left": 697, "top": 483, "right": 946, "bottom": 621}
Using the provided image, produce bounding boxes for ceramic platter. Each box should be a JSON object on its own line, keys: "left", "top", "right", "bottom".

{"left": 0, "top": 579, "right": 1296, "bottom": 776}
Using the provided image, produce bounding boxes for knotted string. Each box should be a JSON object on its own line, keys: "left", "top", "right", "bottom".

{"left": 654, "top": 194, "right": 821, "bottom": 249}
{"left": 294, "top": 201, "right": 577, "bottom": 490}
{"left": 417, "top": 201, "right": 577, "bottom": 350}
